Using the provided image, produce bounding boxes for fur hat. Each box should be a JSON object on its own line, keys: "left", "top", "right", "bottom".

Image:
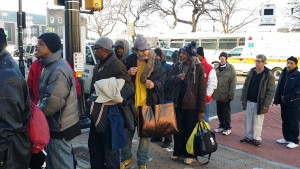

{"left": 287, "top": 56, "right": 298, "bottom": 64}
{"left": 196, "top": 47, "right": 204, "bottom": 57}
{"left": 38, "top": 33, "right": 61, "bottom": 53}
{"left": 0, "top": 28, "right": 7, "bottom": 51}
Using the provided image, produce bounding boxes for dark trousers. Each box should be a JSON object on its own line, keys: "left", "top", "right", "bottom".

{"left": 29, "top": 152, "right": 45, "bottom": 169}
{"left": 216, "top": 101, "right": 232, "bottom": 130}
{"left": 88, "top": 121, "right": 120, "bottom": 169}
{"left": 173, "top": 108, "right": 198, "bottom": 158}
{"left": 281, "top": 105, "right": 300, "bottom": 144}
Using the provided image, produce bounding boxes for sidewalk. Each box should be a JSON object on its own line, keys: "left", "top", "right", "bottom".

{"left": 72, "top": 106, "right": 300, "bottom": 169}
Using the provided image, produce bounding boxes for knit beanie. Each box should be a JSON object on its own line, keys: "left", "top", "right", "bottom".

{"left": 38, "top": 33, "right": 61, "bottom": 53}
{"left": 196, "top": 47, "right": 204, "bottom": 57}
{"left": 287, "top": 56, "right": 298, "bottom": 64}
{"left": 179, "top": 42, "right": 196, "bottom": 57}
{"left": 219, "top": 52, "right": 228, "bottom": 59}
{"left": 0, "top": 28, "right": 7, "bottom": 51}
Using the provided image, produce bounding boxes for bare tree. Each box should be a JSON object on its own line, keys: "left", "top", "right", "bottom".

{"left": 87, "top": 0, "right": 123, "bottom": 37}
{"left": 285, "top": 1, "right": 300, "bottom": 31}
{"left": 118, "top": 0, "right": 154, "bottom": 28}
{"left": 151, "top": 0, "right": 215, "bottom": 32}
{"left": 207, "top": 0, "right": 258, "bottom": 33}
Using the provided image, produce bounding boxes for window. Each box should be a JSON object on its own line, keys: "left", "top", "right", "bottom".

{"left": 238, "top": 38, "right": 245, "bottom": 46}
{"left": 200, "top": 39, "right": 217, "bottom": 50}
{"left": 58, "top": 17, "right": 63, "bottom": 24}
{"left": 85, "top": 46, "right": 95, "bottom": 65}
{"left": 264, "top": 9, "right": 273, "bottom": 15}
{"left": 229, "top": 47, "right": 243, "bottom": 57}
{"left": 185, "top": 39, "right": 199, "bottom": 47}
{"left": 50, "top": 16, "right": 55, "bottom": 24}
{"left": 4, "top": 23, "right": 14, "bottom": 42}
{"left": 219, "top": 38, "right": 238, "bottom": 50}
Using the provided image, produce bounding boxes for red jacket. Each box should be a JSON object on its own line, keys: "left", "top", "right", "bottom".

{"left": 27, "top": 59, "right": 81, "bottom": 104}
{"left": 201, "top": 57, "right": 213, "bottom": 104}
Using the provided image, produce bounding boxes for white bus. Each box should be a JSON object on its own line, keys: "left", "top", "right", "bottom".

{"left": 158, "top": 32, "right": 300, "bottom": 80}
{"left": 158, "top": 33, "right": 246, "bottom": 65}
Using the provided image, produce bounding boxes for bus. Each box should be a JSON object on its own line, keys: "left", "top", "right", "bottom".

{"left": 158, "top": 32, "right": 246, "bottom": 65}
{"left": 158, "top": 32, "right": 300, "bottom": 79}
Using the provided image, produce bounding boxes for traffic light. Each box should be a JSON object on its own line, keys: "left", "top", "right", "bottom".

{"left": 54, "top": 0, "right": 65, "bottom": 6}
{"left": 85, "top": 0, "right": 103, "bottom": 11}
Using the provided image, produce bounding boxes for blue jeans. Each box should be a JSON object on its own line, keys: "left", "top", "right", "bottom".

{"left": 121, "top": 128, "right": 150, "bottom": 167}
{"left": 204, "top": 104, "right": 210, "bottom": 123}
{"left": 45, "top": 138, "right": 74, "bottom": 169}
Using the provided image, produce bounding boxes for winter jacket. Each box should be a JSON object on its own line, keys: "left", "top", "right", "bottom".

{"left": 201, "top": 57, "right": 217, "bottom": 104}
{"left": 241, "top": 67, "right": 275, "bottom": 114}
{"left": 90, "top": 53, "right": 135, "bottom": 130}
{"left": 38, "top": 50, "right": 81, "bottom": 141}
{"left": 213, "top": 62, "right": 236, "bottom": 102}
{"left": 27, "top": 59, "right": 81, "bottom": 104}
{"left": 274, "top": 67, "right": 300, "bottom": 107}
{"left": 168, "top": 57, "right": 206, "bottom": 113}
{"left": 0, "top": 49, "right": 31, "bottom": 168}
{"left": 124, "top": 51, "right": 167, "bottom": 105}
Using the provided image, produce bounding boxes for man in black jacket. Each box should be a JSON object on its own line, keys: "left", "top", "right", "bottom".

{"left": 121, "top": 37, "right": 167, "bottom": 169}
{"left": 274, "top": 56, "right": 300, "bottom": 149}
{"left": 0, "top": 28, "right": 31, "bottom": 168}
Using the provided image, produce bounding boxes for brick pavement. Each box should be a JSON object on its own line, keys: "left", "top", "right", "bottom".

{"left": 72, "top": 106, "right": 300, "bottom": 169}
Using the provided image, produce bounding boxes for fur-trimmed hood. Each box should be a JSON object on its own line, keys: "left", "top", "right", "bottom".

{"left": 114, "top": 39, "right": 129, "bottom": 60}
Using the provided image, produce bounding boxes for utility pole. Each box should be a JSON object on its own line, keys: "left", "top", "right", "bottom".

{"left": 65, "top": 0, "right": 90, "bottom": 128}
{"left": 18, "top": 0, "right": 25, "bottom": 77}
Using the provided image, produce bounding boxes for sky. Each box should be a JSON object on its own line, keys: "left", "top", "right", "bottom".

{"left": 0, "top": 0, "right": 296, "bottom": 39}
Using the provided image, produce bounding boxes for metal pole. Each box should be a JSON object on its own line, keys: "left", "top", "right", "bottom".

{"left": 18, "top": 0, "right": 25, "bottom": 77}
{"left": 65, "top": 0, "right": 90, "bottom": 129}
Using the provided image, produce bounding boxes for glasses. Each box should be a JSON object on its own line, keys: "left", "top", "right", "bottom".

{"left": 255, "top": 60, "right": 263, "bottom": 63}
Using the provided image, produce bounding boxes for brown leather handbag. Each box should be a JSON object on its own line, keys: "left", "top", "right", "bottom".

{"left": 138, "top": 102, "right": 179, "bottom": 137}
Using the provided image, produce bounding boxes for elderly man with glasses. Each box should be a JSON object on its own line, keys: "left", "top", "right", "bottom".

{"left": 240, "top": 54, "right": 275, "bottom": 147}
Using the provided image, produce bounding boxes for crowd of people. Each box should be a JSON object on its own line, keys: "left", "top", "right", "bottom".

{"left": 0, "top": 27, "right": 299, "bottom": 169}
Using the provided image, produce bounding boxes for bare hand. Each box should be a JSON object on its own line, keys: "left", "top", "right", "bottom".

{"left": 178, "top": 73, "right": 186, "bottom": 80}
{"left": 128, "top": 67, "right": 138, "bottom": 76}
{"left": 145, "top": 80, "right": 154, "bottom": 89}
{"left": 198, "top": 112, "right": 205, "bottom": 120}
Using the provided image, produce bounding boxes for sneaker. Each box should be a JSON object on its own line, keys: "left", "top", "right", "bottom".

{"left": 222, "top": 129, "right": 232, "bottom": 136}
{"left": 120, "top": 159, "right": 132, "bottom": 169}
{"left": 139, "top": 165, "right": 147, "bottom": 169}
{"left": 286, "top": 142, "right": 299, "bottom": 149}
{"left": 214, "top": 127, "right": 225, "bottom": 133}
{"left": 240, "top": 137, "right": 250, "bottom": 143}
{"left": 183, "top": 158, "right": 194, "bottom": 165}
{"left": 277, "top": 138, "right": 290, "bottom": 144}
{"left": 252, "top": 140, "right": 261, "bottom": 147}
{"left": 170, "top": 155, "right": 179, "bottom": 160}
{"left": 161, "top": 141, "right": 171, "bottom": 148}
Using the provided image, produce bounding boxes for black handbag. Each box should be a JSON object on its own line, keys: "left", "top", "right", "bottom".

{"left": 193, "top": 120, "right": 218, "bottom": 165}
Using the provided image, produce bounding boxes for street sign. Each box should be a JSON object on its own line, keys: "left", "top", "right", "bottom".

{"left": 73, "top": 52, "right": 85, "bottom": 72}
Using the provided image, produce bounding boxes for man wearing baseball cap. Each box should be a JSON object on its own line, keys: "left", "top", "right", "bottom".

{"left": 121, "top": 37, "right": 167, "bottom": 169}
{"left": 274, "top": 56, "right": 300, "bottom": 149}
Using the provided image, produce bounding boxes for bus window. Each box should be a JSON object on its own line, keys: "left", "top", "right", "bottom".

{"left": 159, "top": 39, "right": 169, "bottom": 48}
{"left": 185, "top": 39, "right": 199, "bottom": 47}
{"left": 201, "top": 39, "right": 217, "bottom": 50}
{"left": 219, "top": 38, "right": 237, "bottom": 50}
{"left": 238, "top": 38, "right": 245, "bottom": 46}
{"left": 170, "top": 39, "right": 184, "bottom": 48}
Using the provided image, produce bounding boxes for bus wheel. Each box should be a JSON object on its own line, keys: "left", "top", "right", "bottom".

{"left": 272, "top": 68, "right": 282, "bottom": 81}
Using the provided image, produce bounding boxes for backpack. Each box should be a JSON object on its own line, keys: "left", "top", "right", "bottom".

{"left": 27, "top": 101, "right": 50, "bottom": 153}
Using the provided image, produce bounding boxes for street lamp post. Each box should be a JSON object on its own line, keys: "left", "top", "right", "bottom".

{"left": 18, "top": 0, "right": 25, "bottom": 77}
